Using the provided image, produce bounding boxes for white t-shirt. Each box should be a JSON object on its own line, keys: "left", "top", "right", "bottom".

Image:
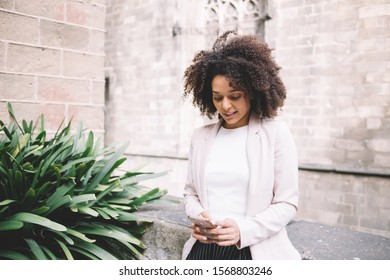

{"left": 205, "top": 125, "right": 249, "bottom": 221}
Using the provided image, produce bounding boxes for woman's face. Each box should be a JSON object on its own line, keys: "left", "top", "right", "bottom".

{"left": 211, "top": 75, "right": 251, "bottom": 129}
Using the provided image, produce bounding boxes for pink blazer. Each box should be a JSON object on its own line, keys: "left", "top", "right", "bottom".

{"left": 182, "top": 114, "right": 301, "bottom": 260}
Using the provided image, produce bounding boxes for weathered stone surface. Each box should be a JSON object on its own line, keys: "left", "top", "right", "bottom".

{"left": 139, "top": 201, "right": 390, "bottom": 260}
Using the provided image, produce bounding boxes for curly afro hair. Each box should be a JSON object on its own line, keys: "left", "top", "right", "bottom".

{"left": 183, "top": 31, "right": 286, "bottom": 119}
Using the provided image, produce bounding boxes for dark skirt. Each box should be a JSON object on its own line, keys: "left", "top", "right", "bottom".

{"left": 186, "top": 241, "right": 252, "bottom": 260}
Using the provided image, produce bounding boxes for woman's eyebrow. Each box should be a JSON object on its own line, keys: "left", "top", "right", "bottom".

{"left": 212, "top": 89, "right": 241, "bottom": 94}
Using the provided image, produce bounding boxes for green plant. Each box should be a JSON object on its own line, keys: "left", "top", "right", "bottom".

{"left": 0, "top": 103, "right": 168, "bottom": 260}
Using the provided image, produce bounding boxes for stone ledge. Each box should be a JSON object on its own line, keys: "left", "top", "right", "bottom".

{"left": 139, "top": 199, "right": 390, "bottom": 260}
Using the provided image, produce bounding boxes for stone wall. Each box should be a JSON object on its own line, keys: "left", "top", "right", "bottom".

{"left": 0, "top": 0, "right": 106, "bottom": 136}
{"left": 297, "top": 170, "right": 390, "bottom": 238}
{"left": 268, "top": 0, "right": 390, "bottom": 173}
{"left": 267, "top": 0, "right": 390, "bottom": 237}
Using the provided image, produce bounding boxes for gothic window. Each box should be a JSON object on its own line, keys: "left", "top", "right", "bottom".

{"left": 205, "top": 0, "right": 268, "bottom": 40}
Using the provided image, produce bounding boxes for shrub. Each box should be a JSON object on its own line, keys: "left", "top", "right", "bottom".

{"left": 0, "top": 103, "right": 167, "bottom": 259}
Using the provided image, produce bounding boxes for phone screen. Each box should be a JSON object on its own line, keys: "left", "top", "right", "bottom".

{"left": 192, "top": 218, "right": 216, "bottom": 229}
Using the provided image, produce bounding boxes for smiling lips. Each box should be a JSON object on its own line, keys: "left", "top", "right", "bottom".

{"left": 223, "top": 112, "right": 237, "bottom": 118}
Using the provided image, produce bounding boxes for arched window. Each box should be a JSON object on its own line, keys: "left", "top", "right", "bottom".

{"left": 205, "top": 0, "right": 269, "bottom": 42}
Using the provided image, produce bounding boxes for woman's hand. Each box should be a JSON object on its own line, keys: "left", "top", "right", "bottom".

{"left": 191, "top": 215, "right": 241, "bottom": 246}
{"left": 191, "top": 211, "right": 214, "bottom": 243}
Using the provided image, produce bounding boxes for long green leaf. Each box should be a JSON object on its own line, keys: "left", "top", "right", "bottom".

{"left": 31, "top": 159, "right": 44, "bottom": 189}
{"left": 117, "top": 240, "right": 144, "bottom": 260}
{"left": 46, "top": 183, "right": 74, "bottom": 207}
{"left": 40, "top": 144, "right": 72, "bottom": 177}
{"left": 0, "top": 199, "right": 16, "bottom": 206}
{"left": 25, "top": 238, "right": 47, "bottom": 260}
{"left": 7, "top": 102, "right": 23, "bottom": 131}
{"left": 117, "top": 211, "right": 153, "bottom": 223}
{"left": 66, "top": 228, "right": 95, "bottom": 243}
{"left": 0, "top": 220, "right": 24, "bottom": 231}
{"left": 87, "top": 180, "right": 120, "bottom": 207}
{"left": 95, "top": 208, "right": 111, "bottom": 220}
{"left": 0, "top": 120, "right": 14, "bottom": 140}
{"left": 69, "top": 247, "right": 98, "bottom": 260}
{"left": 101, "top": 157, "right": 127, "bottom": 184}
{"left": 10, "top": 212, "right": 67, "bottom": 232}
{"left": 95, "top": 207, "right": 119, "bottom": 219}
{"left": 129, "top": 188, "right": 161, "bottom": 207}
{"left": 54, "top": 238, "right": 74, "bottom": 260}
{"left": 71, "top": 194, "right": 96, "bottom": 204}
{"left": 73, "top": 240, "right": 117, "bottom": 260}
{"left": 84, "top": 141, "right": 129, "bottom": 192}
{"left": 21, "top": 187, "right": 35, "bottom": 204}
{"left": 60, "top": 157, "right": 94, "bottom": 173}
{"left": 31, "top": 206, "right": 50, "bottom": 215}
{"left": 121, "top": 171, "right": 168, "bottom": 185}
{"left": 105, "top": 203, "right": 131, "bottom": 210}
{"left": 77, "top": 206, "right": 99, "bottom": 217}
{"left": 77, "top": 225, "right": 141, "bottom": 245}
{"left": 0, "top": 250, "right": 31, "bottom": 260}
{"left": 49, "top": 230, "right": 75, "bottom": 245}
{"left": 41, "top": 246, "right": 57, "bottom": 260}
{"left": 35, "top": 181, "right": 52, "bottom": 200}
{"left": 45, "top": 195, "right": 72, "bottom": 215}
{"left": 12, "top": 133, "right": 30, "bottom": 157}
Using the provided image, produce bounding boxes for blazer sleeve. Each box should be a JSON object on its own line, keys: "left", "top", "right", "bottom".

{"left": 236, "top": 122, "right": 299, "bottom": 249}
{"left": 183, "top": 131, "right": 205, "bottom": 219}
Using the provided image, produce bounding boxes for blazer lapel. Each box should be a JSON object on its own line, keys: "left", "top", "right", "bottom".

{"left": 246, "top": 114, "right": 263, "bottom": 215}
{"left": 198, "top": 118, "right": 223, "bottom": 206}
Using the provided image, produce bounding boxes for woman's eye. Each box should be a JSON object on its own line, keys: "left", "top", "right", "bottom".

{"left": 230, "top": 96, "right": 241, "bottom": 100}
{"left": 213, "top": 97, "right": 222, "bottom": 101}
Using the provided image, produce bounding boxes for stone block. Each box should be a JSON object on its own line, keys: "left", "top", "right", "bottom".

{"left": 373, "top": 153, "right": 390, "bottom": 167}
{"left": 63, "top": 51, "right": 104, "bottom": 80}
{"left": 7, "top": 44, "right": 61, "bottom": 75}
{"left": 0, "top": 41, "right": 4, "bottom": 71}
{"left": 0, "top": 11, "right": 39, "bottom": 44}
{"left": 344, "top": 193, "right": 365, "bottom": 205}
{"left": 334, "top": 139, "right": 365, "bottom": 152}
{"left": 0, "top": 0, "right": 14, "bottom": 9}
{"left": 342, "top": 215, "right": 359, "bottom": 226}
{"left": 40, "top": 20, "right": 90, "bottom": 51}
{"left": 38, "top": 77, "right": 90, "bottom": 103}
{"left": 88, "top": 29, "right": 105, "bottom": 54}
{"left": 360, "top": 217, "right": 390, "bottom": 231}
{"left": 14, "top": 0, "right": 65, "bottom": 21}
{"left": 0, "top": 73, "right": 36, "bottom": 100}
{"left": 367, "top": 139, "right": 390, "bottom": 152}
{"left": 359, "top": 4, "right": 390, "bottom": 19}
{"left": 91, "top": 81, "right": 105, "bottom": 105}
{"left": 66, "top": 0, "right": 106, "bottom": 29}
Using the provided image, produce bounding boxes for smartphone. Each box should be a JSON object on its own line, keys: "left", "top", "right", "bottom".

{"left": 191, "top": 218, "right": 216, "bottom": 229}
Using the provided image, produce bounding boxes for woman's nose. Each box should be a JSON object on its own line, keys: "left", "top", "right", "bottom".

{"left": 221, "top": 98, "right": 231, "bottom": 110}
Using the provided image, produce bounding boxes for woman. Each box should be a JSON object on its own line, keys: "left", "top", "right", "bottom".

{"left": 182, "top": 31, "right": 301, "bottom": 260}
